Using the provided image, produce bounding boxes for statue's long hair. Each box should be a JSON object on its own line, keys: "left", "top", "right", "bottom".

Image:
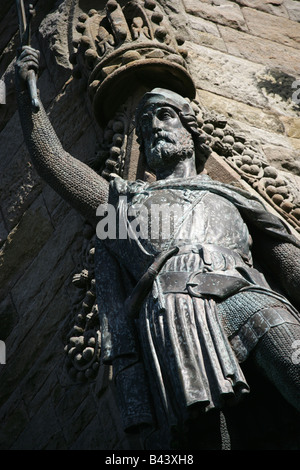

{"left": 178, "top": 109, "right": 211, "bottom": 173}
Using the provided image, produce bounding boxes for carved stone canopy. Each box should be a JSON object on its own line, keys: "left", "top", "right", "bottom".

{"left": 70, "top": 0, "right": 196, "bottom": 126}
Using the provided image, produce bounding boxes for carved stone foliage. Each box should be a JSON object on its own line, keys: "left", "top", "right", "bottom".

{"left": 64, "top": 227, "right": 101, "bottom": 382}
{"left": 195, "top": 104, "right": 300, "bottom": 234}
{"left": 91, "top": 105, "right": 128, "bottom": 179}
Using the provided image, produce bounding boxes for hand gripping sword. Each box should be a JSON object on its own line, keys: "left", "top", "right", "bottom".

{"left": 16, "top": 0, "right": 40, "bottom": 110}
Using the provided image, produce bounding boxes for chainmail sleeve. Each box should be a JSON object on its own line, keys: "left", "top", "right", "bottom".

{"left": 268, "top": 241, "right": 300, "bottom": 309}
{"left": 253, "top": 234, "right": 300, "bottom": 310}
{"left": 17, "top": 90, "right": 109, "bottom": 225}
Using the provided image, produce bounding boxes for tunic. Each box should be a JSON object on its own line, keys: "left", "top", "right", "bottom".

{"left": 95, "top": 174, "right": 300, "bottom": 432}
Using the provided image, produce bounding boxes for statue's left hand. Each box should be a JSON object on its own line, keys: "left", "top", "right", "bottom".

{"left": 15, "top": 46, "right": 40, "bottom": 92}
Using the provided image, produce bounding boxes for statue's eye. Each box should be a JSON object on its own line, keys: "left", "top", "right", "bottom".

{"left": 158, "top": 109, "right": 173, "bottom": 120}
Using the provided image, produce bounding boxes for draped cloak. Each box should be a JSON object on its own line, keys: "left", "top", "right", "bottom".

{"left": 94, "top": 174, "right": 300, "bottom": 432}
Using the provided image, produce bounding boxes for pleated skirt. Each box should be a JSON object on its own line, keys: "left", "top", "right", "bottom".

{"left": 138, "top": 252, "right": 250, "bottom": 427}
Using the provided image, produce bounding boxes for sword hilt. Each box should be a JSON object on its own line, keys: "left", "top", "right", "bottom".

{"left": 16, "top": 0, "right": 40, "bottom": 111}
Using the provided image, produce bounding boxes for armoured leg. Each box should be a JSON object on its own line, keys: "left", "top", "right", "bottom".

{"left": 251, "top": 321, "right": 300, "bottom": 412}
{"left": 217, "top": 290, "right": 300, "bottom": 412}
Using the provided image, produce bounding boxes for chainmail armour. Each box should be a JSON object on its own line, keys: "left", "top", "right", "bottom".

{"left": 18, "top": 91, "right": 109, "bottom": 225}
{"left": 256, "top": 239, "right": 300, "bottom": 309}
{"left": 253, "top": 322, "right": 300, "bottom": 413}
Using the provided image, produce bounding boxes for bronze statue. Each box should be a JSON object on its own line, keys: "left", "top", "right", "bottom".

{"left": 15, "top": 45, "right": 300, "bottom": 449}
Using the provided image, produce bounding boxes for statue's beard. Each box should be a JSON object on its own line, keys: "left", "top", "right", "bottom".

{"left": 145, "top": 130, "right": 195, "bottom": 171}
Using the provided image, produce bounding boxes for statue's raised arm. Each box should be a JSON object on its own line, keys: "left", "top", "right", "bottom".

{"left": 15, "top": 46, "right": 109, "bottom": 225}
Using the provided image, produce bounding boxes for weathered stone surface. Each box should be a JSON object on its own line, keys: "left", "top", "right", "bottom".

{"left": 186, "top": 40, "right": 300, "bottom": 118}
{"left": 45, "top": 81, "right": 96, "bottom": 151}
{"left": 60, "top": 393, "right": 99, "bottom": 447}
{"left": 0, "top": 111, "right": 27, "bottom": 169}
{"left": 263, "top": 144, "right": 300, "bottom": 175}
{"left": 11, "top": 399, "right": 63, "bottom": 450}
{"left": 0, "top": 392, "right": 28, "bottom": 450}
{"left": 255, "top": 68, "right": 300, "bottom": 118}
{"left": 54, "top": 382, "right": 92, "bottom": 428}
{"left": 284, "top": 0, "right": 300, "bottom": 22}
{"left": 0, "top": 147, "right": 43, "bottom": 231}
{"left": 37, "top": 2, "right": 73, "bottom": 91}
{"left": 158, "top": 0, "right": 193, "bottom": 38}
{"left": 228, "top": 118, "right": 295, "bottom": 149}
{"left": 219, "top": 25, "right": 300, "bottom": 75}
{"left": 0, "top": 219, "right": 8, "bottom": 248}
{"left": 0, "top": 5, "right": 18, "bottom": 72}
{"left": 196, "top": 88, "right": 285, "bottom": 134}
{"left": 9, "top": 209, "right": 83, "bottom": 332}
{"left": 22, "top": 363, "right": 63, "bottom": 416}
{"left": 0, "top": 248, "right": 82, "bottom": 412}
{"left": 42, "top": 186, "right": 71, "bottom": 229}
{"left": 183, "top": 0, "right": 248, "bottom": 31}
{"left": 186, "top": 41, "right": 269, "bottom": 108}
{"left": 97, "top": 394, "right": 128, "bottom": 449}
{"left": 70, "top": 415, "right": 110, "bottom": 450}
{"left": 37, "top": 69, "right": 58, "bottom": 110}
{"left": 234, "top": 0, "right": 288, "bottom": 17}
{"left": 290, "top": 137, "right": 300, "bottom": 150}
{"left": 192, "top": 30, "right": 227, "bottom": 53}
{"left": 243, "top": 7, "right": 300, "bottom": 49}
{"left": 0, "top": 0, "right": 16, "bottom": 21}
{"left": 0, "top": 295, "right": 18, "bottom": 340}
{"left": 187, "top": 14, "right": 227, "bottom": 52}
{"left": 0, "top": 195, "right": 53, "bottom": 299}
{"left": 187, "top": 13, "right": 221, "bottom": 36}
{"left": 280, "top": 115, "right": 300, "bottom": 139}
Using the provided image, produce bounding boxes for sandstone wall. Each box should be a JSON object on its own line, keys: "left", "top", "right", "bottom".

{"left": 0, "top": 0, "right": 299, "bottom": 450}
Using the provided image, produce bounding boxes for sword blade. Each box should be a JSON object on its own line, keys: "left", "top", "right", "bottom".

{"left": 16, "top": 0, "right": 27, "bottom": 44}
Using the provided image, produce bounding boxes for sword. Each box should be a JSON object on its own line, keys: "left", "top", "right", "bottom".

{"left": 16, "top": 0, "right": 39, "bottom": 110}
{"left": 125, "top": 246, "right": 179, "bottom": 319}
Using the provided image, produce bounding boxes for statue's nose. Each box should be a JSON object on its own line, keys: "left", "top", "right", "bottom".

{"left": 152, "top": 114, "right": 162, "bottom": 131}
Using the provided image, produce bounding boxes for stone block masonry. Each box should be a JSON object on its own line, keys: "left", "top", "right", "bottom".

{"left": 184, "top": 0, "right": 300, "bottom": 172}
{"left": 0, "top": 0, "right": 299, "bottom": 450}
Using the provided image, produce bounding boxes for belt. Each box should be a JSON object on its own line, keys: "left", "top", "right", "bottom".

{"left": 125, "top": 246, "right": 179, "bottom": 319}
{"left": 158, "top": 270, "right": 251, "bottom": 299}
{"left": 125, "top": 244, "right": 251, "bottom": 319}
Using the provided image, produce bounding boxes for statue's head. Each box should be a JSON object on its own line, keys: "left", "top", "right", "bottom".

{"left": 135, "top": 88, "right": 211, "bottom": 174}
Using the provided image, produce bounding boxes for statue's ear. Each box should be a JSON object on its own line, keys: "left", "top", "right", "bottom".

{"left": 182, "top": 103, "right": 192, "bottom": 115}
